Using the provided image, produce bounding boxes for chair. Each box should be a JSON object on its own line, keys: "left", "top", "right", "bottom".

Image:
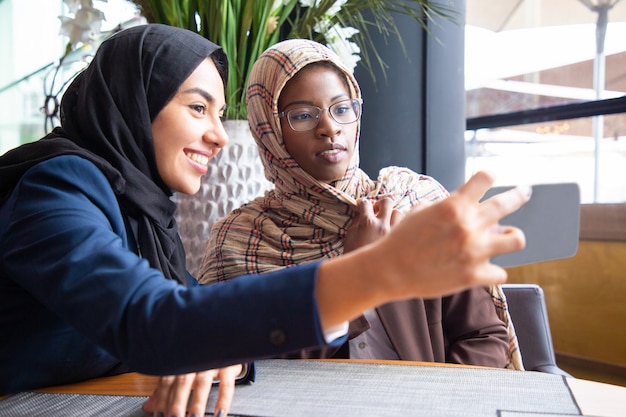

{"left": 501, "top": 283, "right": 572, "bottom": 376}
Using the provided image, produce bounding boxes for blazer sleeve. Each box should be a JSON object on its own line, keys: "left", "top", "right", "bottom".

{"left": 0, "top": 156, "right": 340, "bottom": 377}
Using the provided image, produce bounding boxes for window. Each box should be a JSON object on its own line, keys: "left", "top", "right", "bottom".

{"left": 465, "top": 0, "right": 626, "bottom": 203}
{"left": 0, "top": 0, "right": 140, "bottom": 155}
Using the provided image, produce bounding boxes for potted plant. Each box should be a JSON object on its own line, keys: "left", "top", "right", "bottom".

{"left": 131, "top": 0, "right": 456, "bottom": 120}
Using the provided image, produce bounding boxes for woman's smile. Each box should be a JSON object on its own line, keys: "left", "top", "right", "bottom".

{"left": 184, "top": 148, "right": 213, "bottom": 174}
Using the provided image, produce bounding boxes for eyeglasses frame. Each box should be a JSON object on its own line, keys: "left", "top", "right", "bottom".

{"left": 275, "top": 98, "right": 363, "bottom": 132}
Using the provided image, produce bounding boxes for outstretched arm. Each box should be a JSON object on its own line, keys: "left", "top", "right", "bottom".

{"left": 316, "top": 171, "right": 530, "bottom": 331}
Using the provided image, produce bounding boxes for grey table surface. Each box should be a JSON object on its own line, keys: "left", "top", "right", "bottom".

{"left": 0, "top": 359, "right": 583, "bottom": 417}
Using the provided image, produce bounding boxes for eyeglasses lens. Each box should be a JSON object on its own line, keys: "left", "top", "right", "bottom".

{"left": 287, "top": 99, "right": 361, "bottom": 131}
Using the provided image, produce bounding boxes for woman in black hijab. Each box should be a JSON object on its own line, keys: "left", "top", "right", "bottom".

{"left": 0, "top": 23, "right": 242, "bottom": 416}
{"left": 0, "top": 23, "right": 216, "bottom": 284}
{"left": 0, "top": 23, "right": 531, "bottom": 417}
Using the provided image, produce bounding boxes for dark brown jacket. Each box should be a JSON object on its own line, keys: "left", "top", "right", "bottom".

{"left": 281, "top": 287, "right": 509, "bottom": 368}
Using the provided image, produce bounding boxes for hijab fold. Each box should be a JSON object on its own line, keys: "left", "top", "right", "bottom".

{"left": 0, "top": 24, "right": 227, "bottom": 285}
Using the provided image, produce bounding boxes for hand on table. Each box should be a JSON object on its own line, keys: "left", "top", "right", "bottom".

{"left": 142, "top": 364, "right": 243, "bottom": 417}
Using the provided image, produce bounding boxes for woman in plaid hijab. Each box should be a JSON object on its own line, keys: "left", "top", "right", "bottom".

{"left": 200, "top": 39, "right": 523, "bottom": 369}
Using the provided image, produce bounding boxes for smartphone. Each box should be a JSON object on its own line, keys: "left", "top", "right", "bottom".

{"left": 482, "top": 183, "right": 580, "bottom": 267}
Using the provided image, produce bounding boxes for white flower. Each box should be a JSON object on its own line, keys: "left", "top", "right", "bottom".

{"left": 299, "top": 0, "right": 346, "bottom": 17}
{"left": 299, "top": 0, "right": 362, "bottom": 72}
{"left": 63, "top": 0, "right": 107, "bottom": 14}
{"left": 314, "top": 17, "right": 358, "bottom": 40}
{"left": 298, "top": 0, "right": 319, "bottom": 7}
{"left": 271, "top": 0, "right": 285, "bottom": 14}
{"left": 324, "top": 23, "right": 359, "bottom": 42}
{"left": 324, "top": 24, "right": 361, "bottom": 73}
{"left": 62, "top": 0, "right": 83, "bottom": 14}
{"left": 325, "top": 0, "right": 348, "bottom": 18}
{"left": 313, "top": 18, "right": 331, "bottom": 35}
{"left": 59, "top": 0, "right": 107, "bottom": 51}
{"left": 327, "top": 38, "right": 361, "bottom": 73}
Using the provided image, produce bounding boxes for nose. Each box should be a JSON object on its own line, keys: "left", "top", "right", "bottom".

{"left": 315, "top": 109, "right": 341, "bottom": 138}
{"left": 203, "top": 115, "right": 229, "bottom": 150}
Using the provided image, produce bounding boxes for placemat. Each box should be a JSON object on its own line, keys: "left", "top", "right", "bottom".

{"left": 218, "top": 360, "right": 581, "bottom": 417}
{"left": 0, "top": 392, "right": 147, "bottom": 417}
{"left": 0, "top": 360, "right": 582, "bottom": 417}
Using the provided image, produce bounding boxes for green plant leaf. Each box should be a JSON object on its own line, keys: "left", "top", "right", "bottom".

{"left": 131, "top": 0, "right": 458, "bottom": 120}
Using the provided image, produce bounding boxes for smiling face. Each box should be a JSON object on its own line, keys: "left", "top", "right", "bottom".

{"left": 151, "top": 57, "right": 228, "bottom": 195}
{"left": 278, "top": 63, "right": 358, "bottom": 184}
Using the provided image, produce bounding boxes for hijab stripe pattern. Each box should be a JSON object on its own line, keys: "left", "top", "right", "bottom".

{"left": 0, "top": 24, "right": 227, "bottom": 285}
{"left": 200, "top": 39, "right": 523, "bottom": 370}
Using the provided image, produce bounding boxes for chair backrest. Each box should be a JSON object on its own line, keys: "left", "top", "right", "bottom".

{"left": 501, "top": 283, "right": 572, "bottom": 376}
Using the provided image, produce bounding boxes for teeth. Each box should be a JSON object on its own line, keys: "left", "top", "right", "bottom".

{"left": 185, "top": 152, "right": 209, "bottom": 166}
{"left": 320, "top": 149, "right": 340, "bottom": 156}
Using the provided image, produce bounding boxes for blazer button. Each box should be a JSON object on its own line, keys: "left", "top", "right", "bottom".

{"left": 269, "top": 329, "right": 286, "bottom": 346}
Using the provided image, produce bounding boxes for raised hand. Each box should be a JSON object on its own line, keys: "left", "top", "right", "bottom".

{"left": 315, "top": 171, "right": 531, "bottom": 330}
{"left": 343, "top": 198, "right": 404, "bottom": 253}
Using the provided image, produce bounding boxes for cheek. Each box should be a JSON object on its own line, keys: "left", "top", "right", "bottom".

{"left": 347, "top": 129, "right": 358, "bottom": 156}
{"left": 151, "top": 123, "right": 180, "bottom": 181}
{"left": 282, "top": 132, "right": 303, "bottom": 159}
{"left": 286, "top": 140, "right": 313, "bottom": 166}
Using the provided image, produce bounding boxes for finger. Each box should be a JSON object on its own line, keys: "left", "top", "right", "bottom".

{"left": 472, "top": 261, "right": 509, "bottom": 286}
{"left": 479, "top": 185, "right": 532, "bottom": 227}
{"left": 355, "top": 198, "right": 374, "bottom": 220}
{"left": 147, "top": 375, "right": 175, "bottom": 415}
{"left": 213, "top": 365, "right": 243, "bottom": 417}
{"left": 373, "top": 197, "right": 394, "bottom": 221}
{"left": 141, "top": 391, "right": 157, "bottom": 414}
{"left": 456, "top": 170, "right": 496, "bottom": 202}
{"left": 487, "top": 225, "right": 527, "bottom": 255}
{"left": 389, "top": 209, "right": 405, "bottom": 227}
{"left": 166, "top": 374, "right": 195, "bottom": 417}
{"left": 358, "top": 198, "right": 375, "bottom": 216}
{"left": 187, "top": 370, "right": 218, "bottom": 417}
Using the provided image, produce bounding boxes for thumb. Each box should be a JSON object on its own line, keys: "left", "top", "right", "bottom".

{"left": 355, "top": 198, "right": 374, "bottom": 218}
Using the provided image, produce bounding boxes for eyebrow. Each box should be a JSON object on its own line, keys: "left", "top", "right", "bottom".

{"left": 283, "top": 93, "right": 349, "bottom": 110}
{"left": 181, "top": 87, "right": 227, "bottom": 112}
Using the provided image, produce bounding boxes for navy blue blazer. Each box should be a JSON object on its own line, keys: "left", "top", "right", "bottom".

{"left": 0, "top": 155, "right": 341, "bottom": 394}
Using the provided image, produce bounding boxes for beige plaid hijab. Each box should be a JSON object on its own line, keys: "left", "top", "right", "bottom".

{"left": 199, "top": 39, "right": 523, "bottom": 370}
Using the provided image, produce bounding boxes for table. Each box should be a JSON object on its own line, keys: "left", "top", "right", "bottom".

{"left": 1, "top": 359, "right": 625, "bottom": 416}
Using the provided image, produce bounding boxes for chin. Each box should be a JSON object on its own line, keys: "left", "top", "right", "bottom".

{"left": 186, "top": 186, "right": 202, "bottom": 195}
{"left": 175, "top": 181, "right": 202, "bottom": 195}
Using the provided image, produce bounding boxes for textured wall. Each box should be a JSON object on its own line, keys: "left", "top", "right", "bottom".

{"left": 174, "top": 120, "right": 273, "bottom": 276}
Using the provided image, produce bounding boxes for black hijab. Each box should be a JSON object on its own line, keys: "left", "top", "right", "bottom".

{"left": 0, "top": 24, "right": 228, "bottom": 284}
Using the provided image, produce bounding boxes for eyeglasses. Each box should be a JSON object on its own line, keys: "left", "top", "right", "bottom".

{"left": 276, "top": 98, "right": 362, "bottom": 132}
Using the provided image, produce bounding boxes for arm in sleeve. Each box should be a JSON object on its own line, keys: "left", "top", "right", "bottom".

{"left": 0, "top": 156, "right": 344, "bottom": 375}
